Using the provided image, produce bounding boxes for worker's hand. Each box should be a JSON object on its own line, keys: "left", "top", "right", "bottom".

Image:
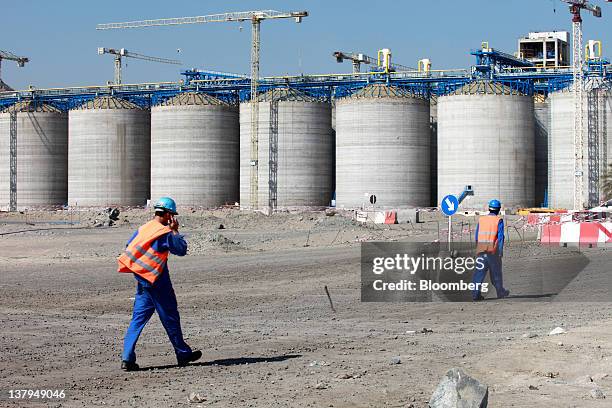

{"left": 169, "top": 216, "right": 179, "bottom": 233}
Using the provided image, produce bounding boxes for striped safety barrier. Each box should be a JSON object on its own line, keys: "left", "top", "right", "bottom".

{"left": 540, "top": 222, "right": 612, "bottom": 247}
{"left": 527, "top": 212, "right": 572, "bottom": 225}
{"left": 356, "top": 210, "right": 398, "bottom": 224}
{"left": 528, "top": 210, "right": 610, "bottom": 226}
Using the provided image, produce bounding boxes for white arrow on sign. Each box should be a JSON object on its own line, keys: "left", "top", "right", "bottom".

{"left": 444, "top": 198, "right": 455, "bottom": 212}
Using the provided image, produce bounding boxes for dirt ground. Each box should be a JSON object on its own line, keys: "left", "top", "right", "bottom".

{"left": 1, "top": 208, "right": 611, "bottom": 407}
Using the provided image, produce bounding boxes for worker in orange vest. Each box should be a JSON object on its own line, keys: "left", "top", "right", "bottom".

{"left": 471, "top": 199, "right": 510, "bottom": 301}
{"left": 117, "top": 197, "right": 201, "bottom": 371}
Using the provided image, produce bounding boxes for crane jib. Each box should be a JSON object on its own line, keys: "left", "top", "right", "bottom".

{"left": 96, "top": 10, "right": 308, "bottom": 30}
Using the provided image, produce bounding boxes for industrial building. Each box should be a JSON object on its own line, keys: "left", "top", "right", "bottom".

{"left": 0, "top": 55, "right": 610, "bottom": 212}
{"left": 1, "top": 8, "right": 611, "bottom": 212}
{"left": 518, "top": 31, "right": 570, "bottom": 68}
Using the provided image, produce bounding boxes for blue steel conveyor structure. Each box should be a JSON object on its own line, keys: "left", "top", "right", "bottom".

{"left": 0, "top": 47, "right": 610, "bottom": 111}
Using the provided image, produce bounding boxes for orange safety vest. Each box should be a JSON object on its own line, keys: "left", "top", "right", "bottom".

{"left": 476, "top": 214, "right": 501, "bottom": 254}
{"left": 117, "top": 220, "right": 172, "bottom": 284}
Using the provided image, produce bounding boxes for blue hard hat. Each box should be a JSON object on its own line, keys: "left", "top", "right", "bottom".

{"left": 154, "top": 196, "right": 178, "bottom": 215}
{"left": 488, "top": 199, "right": 501, "bottom": 209}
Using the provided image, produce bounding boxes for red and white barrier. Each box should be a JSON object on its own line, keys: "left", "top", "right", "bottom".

{"left": 540, "top": 222, "right": 612, "bottom": 247}
{"left": 356, "top": 210, "right": 398, "bottom": 224}
{"left": 527, "top": 212, "right": 572, "bottom": 225}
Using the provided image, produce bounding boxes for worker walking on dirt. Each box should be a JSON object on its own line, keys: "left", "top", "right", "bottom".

{"left": 117, "top": 197, "right": 201, "bottom": 371}
{"left": 471, "top": 199, "right": 510, "bottom": 301}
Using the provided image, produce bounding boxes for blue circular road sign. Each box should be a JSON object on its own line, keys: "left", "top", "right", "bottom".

{"left": 441, "top": 194, "right": 459, "bottom": 216}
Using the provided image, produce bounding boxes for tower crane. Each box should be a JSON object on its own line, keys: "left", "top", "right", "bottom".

{"left": 333, "top": 51, "right": 374, "bottom": 73}
{"left": 333, "top": 48, "right": 414, "bottom": 73}
{"left": 97, "top": 47, "right": 181, "bottom": 85}
{"left": 0, "top": 50, "right": 29, "bottom": 90}
{"left": 97, "top": 10, "right": 308, "bottom": 210}
{"left": 558, "top": 0, "right": 610, "bottom": 209}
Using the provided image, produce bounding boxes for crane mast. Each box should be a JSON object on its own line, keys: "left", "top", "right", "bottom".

{"left": 572, "top": 3, "right": 586, "bottom": 210}
{"left": 97, "top": 10, "right": 308, "bottom": 210}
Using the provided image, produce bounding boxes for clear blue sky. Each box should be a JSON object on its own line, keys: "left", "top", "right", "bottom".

{"left": 2, "top": 0, "right": 611, "bottom": 89}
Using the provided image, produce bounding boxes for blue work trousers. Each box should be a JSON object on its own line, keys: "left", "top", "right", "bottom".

{"left": 122, "top": 273, "right": 192, "bottom": 363}
{"left": 472, "top": 253, "right": 504, "bottom": 299}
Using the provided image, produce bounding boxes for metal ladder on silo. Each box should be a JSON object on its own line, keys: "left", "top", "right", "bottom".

{"left": 587, "top": 88, "right": 600, "bottom": 207}
{"left": 268, "top": 92, "right": 278, "bottom": 210}
{"left": 602, "top": 92, "right": 608, "bottom": 182}
{"left": 9, "top": 111, "right": 17, "bottom": 211}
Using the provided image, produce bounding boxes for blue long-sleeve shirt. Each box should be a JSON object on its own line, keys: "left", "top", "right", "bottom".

{"left": 126, "top": 227, "right": 188, "bottom": 287}
{"left": 475, "top": 213, "right": 505, "bottom": 256}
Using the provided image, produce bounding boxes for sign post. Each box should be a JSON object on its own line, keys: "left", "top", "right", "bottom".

{"left": 441, "top": 194, "right": 459, "bottom": 251}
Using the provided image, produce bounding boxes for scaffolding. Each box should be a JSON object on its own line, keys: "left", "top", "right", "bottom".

{"left": 587, "top": 88, "right": 600, "bottom": 206}
{"left": 9, "top": 111, "right": 17, "bottom": 211}
{"left": 268, "top": 89, "right": 279, "bottom": 210}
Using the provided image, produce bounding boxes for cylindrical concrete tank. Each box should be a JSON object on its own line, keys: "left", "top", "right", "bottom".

{"left": 597, "top": 86, "right": 611, "bottom": 205}
{"left": 437, "top": 81, "right": 535, "bottom": 209}
{"left": 331, "top": 99, "right": 337, "bottom": 201}
{"left": 534, "top": 98, "right": 549, "bottom": 207}
{"left": 430, "top": 97, "right": 438, "bottom": 207}
{"left": 0, "top": 102, "right": 68, "bottom": 208}
{"left": 239, "top": 88, "right": 334, "bottom": 208}
{"left": 68, "top": 96, "right": 150, "bottom": 206}
{"left": 335, "top": 84, "right": 430, "bottom": 208}
{"left": 549, "top": 84, "right": 612, "bottom": 208}
{"left": 151, "top": 92, "right": 239, "bottom": 207}
{"left": 548, "top": 90, "right": 573, "bottom": 209}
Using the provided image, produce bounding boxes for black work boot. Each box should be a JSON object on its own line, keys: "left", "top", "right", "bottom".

{"left": 121, "top": 361, "right": 139, "bottom": 371}
{"left": 497, "top": 289, "right": 510, "bottom": 299}
{"left": 177, "top": 350, "right": 202, "bottom": 367}
{"left": 472, "top": 295, "right": 485, "bottom": 302}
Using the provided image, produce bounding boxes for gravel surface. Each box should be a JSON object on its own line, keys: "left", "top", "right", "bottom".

{"left": 1, "top": 208, "right": 611, "bottom": 407}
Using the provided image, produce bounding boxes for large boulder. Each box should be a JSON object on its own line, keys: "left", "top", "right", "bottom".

{"left": 429, "top": 368, "right": 488, "bottom": 408}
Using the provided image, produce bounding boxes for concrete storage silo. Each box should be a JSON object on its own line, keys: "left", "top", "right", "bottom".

{"left": 331, "top": 99, "right": 337, "bottom": 203}
{"left": 534, "top": 97, "right": 549, "bottom": 207}
{"left": 335, "top": 84, "right": 430, "bottom": 208}
{"left": 68, "top": 96, "right": 150, "bottom": 206}
{"left": 437, "top": 81, "right": 535, "bottom": 209}
{"left": 430, "top": 96, "right": 438, "bottom": 207}
{"left": 597, "top": 86, "right": 611, "bottom": 204}
{"left": 549, "top": 84, "right": 612, "bottom": 208}
{"left": 239, "top": 88, "right": 334, "bottom": 208}
{"left": 0, "top": 101, "right": 68, "bottom": 208}
{"left": 151, "top": 92, "right": 239, "bottom": 207}
{"left": 548, "top": 90, "right": 573, "bottom": 208}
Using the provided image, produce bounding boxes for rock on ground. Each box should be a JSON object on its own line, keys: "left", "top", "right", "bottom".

{"left": 429, "top": 368, "right": 488, "bottom": 408}
{"left": 590, "top": 388, "right": 606, "bottom": 400}
{"left": 548, "top": 327, "right": 567, "bottom": 336}
{"left": 188, "top": 392, "right": 206, "bottom": 403}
